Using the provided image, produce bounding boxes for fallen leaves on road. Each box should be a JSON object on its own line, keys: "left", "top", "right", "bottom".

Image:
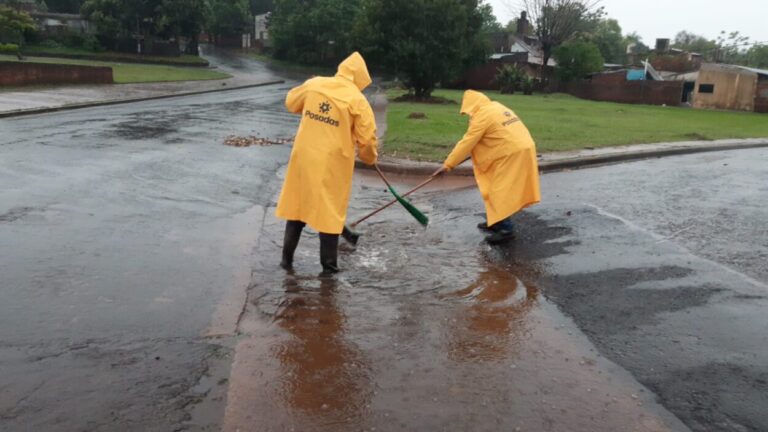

{"left": 223, "top": 135, "right": 293, "bottom": 147}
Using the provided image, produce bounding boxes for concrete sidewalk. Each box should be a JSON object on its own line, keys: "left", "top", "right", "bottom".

{"left": 0, "top": 74, "right": 282, "bottom": 117}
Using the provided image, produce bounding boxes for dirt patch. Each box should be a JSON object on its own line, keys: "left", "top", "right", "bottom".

{"left": 393, "top": 94, "right": 457, "bottom": 104}
{"left": 223, "top": 136, "right": 292, "bottom": 147}
{"left": 407, "top": 112, "right": 427, "bottom": 119}
{"left": 683, "top": 132, "right": 713, "bottom": 141}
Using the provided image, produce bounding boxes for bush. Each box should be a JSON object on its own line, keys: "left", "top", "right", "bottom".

{"left": 0, "top": 43, "right": 20, "bottom": 55}
{"left": 36, "top": 30, "right": 104, "bottom": 52}
{"left": 521, "top": 75, "right": 534, "bottom": 95}
{"left": 39, "top": 39, "right": 63, "bottom": 49}
{"left": 495, "top": 64, "right": 525, "bottom": 94}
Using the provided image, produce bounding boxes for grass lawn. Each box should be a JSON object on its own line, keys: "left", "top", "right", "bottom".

{"left": 1, "top": 55, "right": 230, "bottom": 84}
{"left": 386, "top": 89, "right": 768, "bottom": 160}
{"left": 24, "top": 44, "right": 209, "bottom": 66}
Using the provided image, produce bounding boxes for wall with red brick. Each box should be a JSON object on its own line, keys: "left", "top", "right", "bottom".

{"left": 0, "top": 61, "right": 113, "bottom": 86}
{"left": 590, "top": 71, "right": 627, "bottom": 86}
{"left": 565, "top": 80, "right": 684, "bottom": 106}
{"left": 453, "top": 56, "right": 549, "bottom": 90}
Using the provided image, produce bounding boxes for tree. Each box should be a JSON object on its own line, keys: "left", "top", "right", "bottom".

{"left": 158, "top": 0, "right": 209, "bottom": 54}
{"left": 45, "top": 0, "right": 83, "bottom": 13}
{"left": 0, "top": 5, "right": 36, "bottom": 46}
{"left": 515, "top": 0, "right": 603, "bottom": 80}
{"left": 81, "top": 0, "right": 209, "bottom": 53}
{"left": 357, "top": 0, "right": 488, "bottom": 98}
{"left": 250, "top": 0, "right": 271, "bottom": 14}
{"left": 0, "top": 0, "right": 47, "bottom": 10}
{"left": 672, "top": 30, "right": 717, "bottom": 55}
{"left": 478, "top": 2, "right": 502, "bottom": 33}
{"left": 81, "top": 0, "right": 162, "bottom": 51}
{"left": 623, "top": 31, "right": 648, "bottom": 64}
{"left": 715, "top": 30, "right": 749, "bottom": 64}
{"left": 208, "top": 0, "right": 251, "bottom": 40}
{"left": 584, "top": 18, "right": 624, "bottom": 64}
{"left": 270, "top": 0, "right": 362, "bottom": 65}
{"left": 747, "top": 44, "right": 768, "bottom": 68}
{"left": 553, "top": 40, "right": 603, "bottom": 82}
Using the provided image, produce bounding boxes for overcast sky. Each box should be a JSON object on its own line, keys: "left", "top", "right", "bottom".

{"left": 488, "top": 0, "right": 768, "bottom": 46}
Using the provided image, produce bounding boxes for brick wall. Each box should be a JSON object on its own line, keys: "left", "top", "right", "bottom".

{"left": 453, "top": 57, "right": 548, "bottom": 90}
{"left": 565, "top": 80, "right": 684, "bottom": 106}
{"left": 0, "top": 61, "right": 113, "bottom": 86}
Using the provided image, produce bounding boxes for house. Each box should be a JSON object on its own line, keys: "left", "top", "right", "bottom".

{"left": 30, "top": 12, "right": 91, "bottom": 35}
{"left": 565, "top": 60, "right": 684, "bottom": 106}
{"left": 488, "top": 12, "right": 556, "bottom": 72}
{"left": 454, "top": 12, "right": 555, "bottom": 90}
{"left": 693, "top": 63, "right": 768, "bottom": 113}
{"left": 254, "top": 13, "right": 271, "bottom": 49}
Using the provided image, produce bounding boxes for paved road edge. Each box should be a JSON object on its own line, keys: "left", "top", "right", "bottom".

{"left": 357, "top": 139, "right": 768, "bottom": 176}
{"left": 0, "top": 80, "right": 286, "bottom": 119}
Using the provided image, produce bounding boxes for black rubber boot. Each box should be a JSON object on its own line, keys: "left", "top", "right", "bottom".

{"left": 281, "top": 220, "right": 305, "bottom": 271}
{"left": 478, "top": 220, "right": 506, "bottom": 232}
{"left": 341, "top": 226, "right": 360, "bottom": 246}
{"left": 485, "top": 218, "right": 515, "bottom": 245}
{"left": 319, "top": 233, "right": 340, "bottom": 275}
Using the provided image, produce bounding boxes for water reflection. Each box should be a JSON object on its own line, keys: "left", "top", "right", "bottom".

{"left": 272, "top": 276, "right": 372, "bottom": 427}
{"left": 442, "top": 260, "right": 539, "bottom": 363}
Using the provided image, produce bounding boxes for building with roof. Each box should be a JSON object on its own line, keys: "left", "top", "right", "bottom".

{"left": 693, "top": 63, "right": 768, "bottom": 113}
{"left": 453, "top": 12, "right": 555, "bottom": 90}
{"left": 30, "top": 12, "right": 91, "bottom": 35}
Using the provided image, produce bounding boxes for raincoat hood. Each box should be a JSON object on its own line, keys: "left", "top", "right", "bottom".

{"left": 460, "top": 90, "right": 492, "bottom": 116}
{"left": 336, "top": 52, "right": 372, "bottom": 91}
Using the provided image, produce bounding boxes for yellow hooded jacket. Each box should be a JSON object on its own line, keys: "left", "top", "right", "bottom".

{"left": 443, "top": 90, "right": 541, "bottom": 226}
{"left": 275, "top": 52, "right": 378, "bottom": 234}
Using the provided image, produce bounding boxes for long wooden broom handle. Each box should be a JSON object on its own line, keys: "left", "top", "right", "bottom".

{"left": 373, "top": 164, "right": 393, "bottom": 189}
{"left": 351, "top": 174, "right": 438, "bottom": 227}
{"left": 351, "top": 157, "right": 471, "bottom": 227}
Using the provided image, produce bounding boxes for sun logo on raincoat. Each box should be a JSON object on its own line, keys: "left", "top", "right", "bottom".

{"left": 319, "top": 101, "right": 332, "bottom": 114}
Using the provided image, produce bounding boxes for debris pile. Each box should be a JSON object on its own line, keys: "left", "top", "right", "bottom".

{"left": 223, "top": 136, "right": 293, "bottom": 147}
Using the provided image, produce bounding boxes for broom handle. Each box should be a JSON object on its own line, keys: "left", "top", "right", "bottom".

{"left": 373, "top": 164, "right": 393, "bottom": 189}
{"left": 351, "top": 174, "right": 438, "bottom": 227}
{"left": 351, "top": 157, "right": 470, "bottom": 227}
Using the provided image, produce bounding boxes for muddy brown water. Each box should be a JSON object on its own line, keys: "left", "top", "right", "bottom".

{"left": 219, "top": 175, "right": 686, "bottom": 432}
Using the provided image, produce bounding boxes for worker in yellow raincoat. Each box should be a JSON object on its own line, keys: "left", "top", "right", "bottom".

{"left": 275, "top": 52, "right": 378, "bottom": 273}
{"left": 433, "top": 90, "right": 541, "bottom": 244}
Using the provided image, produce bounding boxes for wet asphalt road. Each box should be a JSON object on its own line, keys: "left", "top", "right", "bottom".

{"left": 0, "top": 80, "right": 301, "bottom": 430}
{"left": 2, "top": 56, "right": 767, "bottom": 430}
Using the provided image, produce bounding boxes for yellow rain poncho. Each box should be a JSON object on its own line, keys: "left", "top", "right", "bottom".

{"left": 443, "top": 90, "right": 541, "bottom": 226}
{"left": 275, "top": 52, "right": 378, "bottom": 234}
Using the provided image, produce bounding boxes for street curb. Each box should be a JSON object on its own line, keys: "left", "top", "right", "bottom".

{"left": 356, "top": 140, "right": 768, "bottom": 176}
{"left": 0, "top": 80, "right": 286, "bottom": 119}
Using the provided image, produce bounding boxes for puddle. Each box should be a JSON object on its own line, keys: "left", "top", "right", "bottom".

{"left": 221, "top": 192, "right": 687, "bottom": 431}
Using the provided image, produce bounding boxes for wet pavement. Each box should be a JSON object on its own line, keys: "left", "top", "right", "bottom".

{"left": 0, "top": 81, "right": 300, "bottom": 431}
{"left": 0, "top": 45, "right": 284, "bottom": 115}
{"left": 2, "top": 59, "right": 767, "bottom": 431}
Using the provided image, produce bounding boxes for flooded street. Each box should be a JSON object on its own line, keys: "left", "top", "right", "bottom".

{"left": 221, "top": 174, "right": 687, "bottom": 432}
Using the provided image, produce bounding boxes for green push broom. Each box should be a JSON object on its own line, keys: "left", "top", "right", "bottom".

{"left": 373, "top": 164, "right": 429, "bottom": 226}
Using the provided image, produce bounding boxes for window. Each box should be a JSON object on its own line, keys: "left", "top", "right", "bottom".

{"left": 699, "top": 84, "right": 715, "bottom": 93}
